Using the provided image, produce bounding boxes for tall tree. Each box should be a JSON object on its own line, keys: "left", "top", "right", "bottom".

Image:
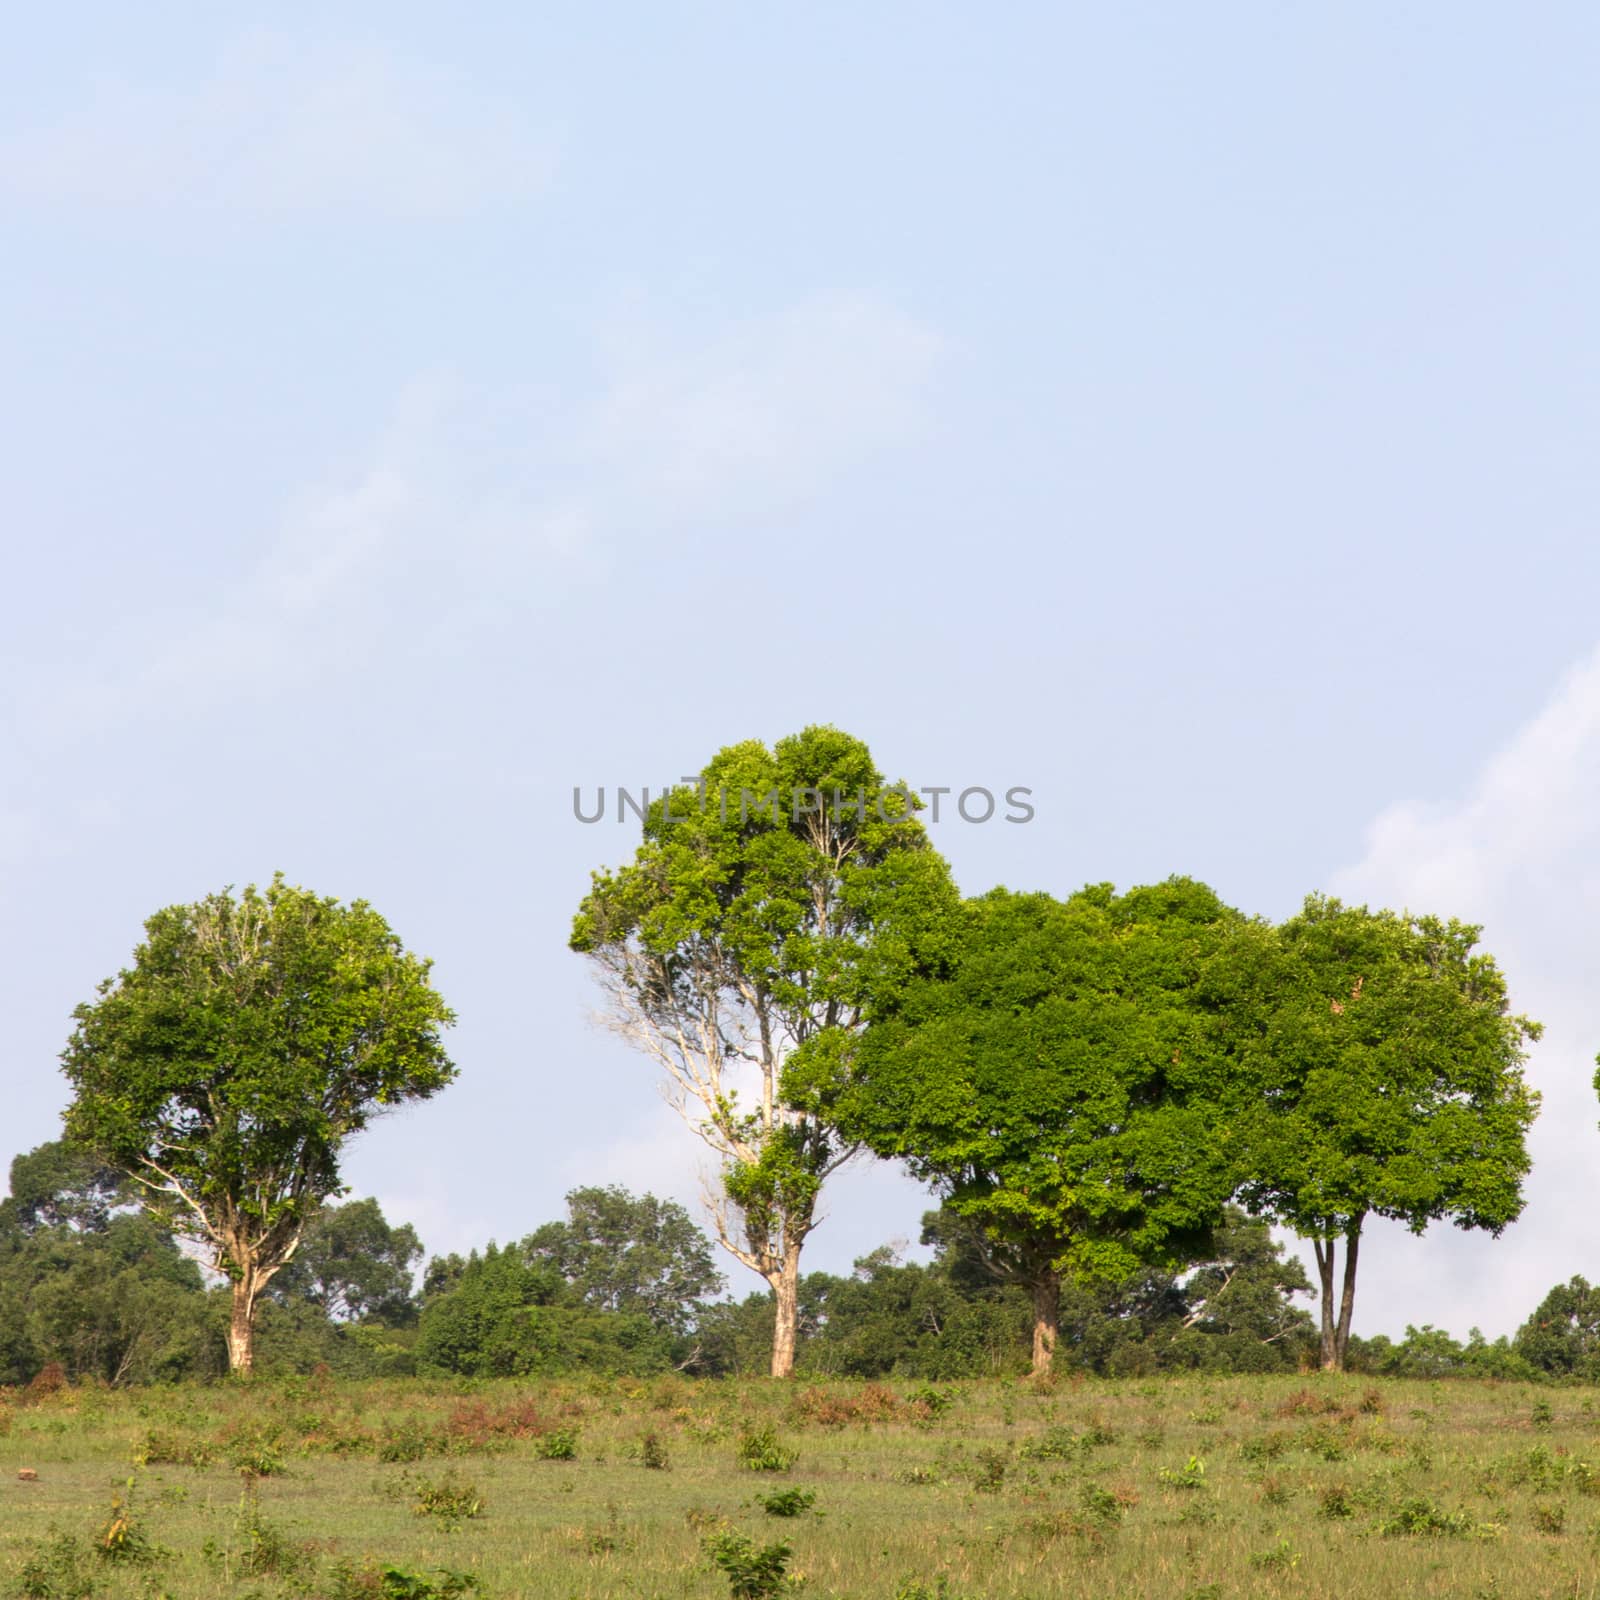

{"left": 523, "top": 1186, "right": 723, "bottom": 1335}
{"left": 1227, "top": 895, "right": 1540, "bottom": 1371}
{"left": 836, "top": 878, "right": 1244, "bottom": 1374}
{"left": 1514, "top": 1277, "right": 1600, "bottom": 1379}
{"left": 571, "top": 725, "right": 958, "bottom": 1377}
{"left": 62, "top": 875, "right": 456, "bottom": 1373}
{"left": 270, "top": 1197, "right": 424, "bottom": 1325}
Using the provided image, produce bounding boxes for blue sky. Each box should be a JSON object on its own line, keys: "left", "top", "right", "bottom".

{"left": 5, "top": 6, "right": 1600, "bottom": 1339}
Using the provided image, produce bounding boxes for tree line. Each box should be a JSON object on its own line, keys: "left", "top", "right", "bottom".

{"left": 17, "top": 725, "right": 1568, "bottom": 1381}
{"left": 7, "top": 1143, "right": 1598, "bottom": 1385}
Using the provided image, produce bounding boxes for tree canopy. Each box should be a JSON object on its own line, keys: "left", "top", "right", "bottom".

{"left": 270, "top": 1197, "right": 424, "bottom": 1326}
{"left": 523, "top": 1186, "right": 723, "bottom": 1335}
{"left": 61, "top": 874, "right": 456, "bottom": 1372}
{"left": 835, "top": 877, "right": 1245, "bottom": 1372}
{"left": 1225, "top": 895, "right": 1541, "bottom": 1370}
{"left": 571, "top": 725, "right": 960, "bottom": 1376}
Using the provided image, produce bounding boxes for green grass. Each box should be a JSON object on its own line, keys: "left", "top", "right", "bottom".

{"left": 4, "top": 1372, "right": 1600, "bottom": 1598}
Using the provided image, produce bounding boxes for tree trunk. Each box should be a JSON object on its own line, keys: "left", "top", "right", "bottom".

{"left": 1030, "top": 1268, "right": 1061, "bottom": 1376}
{"left": 769, "top": 1247, "right": 802, "bottom": 1379}
{"left": 1312, "top": 1237, "right": 1337, "bottom": 1370}
{"left": 1311, "top": 1220, "right": 1365, "bottom": 1373}
{"left": 1333, "top": 1218, "right": 1363, "bottom": 1371}
{"left": 227, "top": 1272, "right": 261, "bottom": 1375}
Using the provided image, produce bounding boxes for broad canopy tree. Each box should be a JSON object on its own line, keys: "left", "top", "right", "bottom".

{"left": 523, "top": 1185, "right": 724, "bottom": 1336}
{"left": 571, "top": 725, "right": 959, "bottom": 1377}
{"left": 270, "top": 1197, "right": 424, "bottom": 1326}
{"left": 62, "top": 875, "right": 456, "bottom": 1373}
{"left": 1226, "top": 895, "right": 1540, "bottom": 1372}
{"left": 835, "top": 878, "right": 1245, "bottom": 1374}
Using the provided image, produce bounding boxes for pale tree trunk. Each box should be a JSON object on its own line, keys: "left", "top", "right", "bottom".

{"left": 1030, "top": 1268, "right": 1061, "bottom": 1376}
{"left": 1311, "top": 1219, "right": 1364, "bottom": 1372}
{"left": 770, "top": 1245, "right": 803, "bottom": 1379}
{"left": 227, "top": 1272, "right": 261, "bottom": 1375}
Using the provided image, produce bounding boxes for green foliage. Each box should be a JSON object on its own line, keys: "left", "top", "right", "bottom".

{"left": 271, "top": 1198, "right": 423, "bottom": 1325}
{"left": 1248, "top": 1539, "right": 1300, "bottom": 1571}
{"left": 1226, "top": 897, "right": 1540, "bottom": 1366}
{"left": 415, "top": 1241, "right": 676, "bottom": 1378}
{"left": 0, "top": 1141, "right": 217, "bottom": 1386}
{"left": 409, "top": 1471, "right": 485, "bottom": 1528}
{"left": 15, "top": 1532, "right": 97, "bottom": 1600}
{"left": 60, "top": 876, "right": 456, "bottom": 1370}
{"left": 736, "top": 1424, "right": 798, "bottom": 1472}
{"left": 522, "top": 1186, "right": 723, "bottom": 1336}
{"left": 572, "top": 727, "right": 961, "bottom": 1372}
{"left": 1514, "top": 1276, "right": 1600, "bottom": 1378}
{"left": 95, "top": 1479, "right": 160, "bottom": 1565}
{"left": 839, "top": 879, "right": 1247, "bottom": 1363}
{"left": 1378, "top": 1497, "right": 1491, "bottom": 1538}
{"left": 755, "top": 1487, "right": 817, "bottom": 1517}
{"left": 704, "top": 1530, "right": 793, "bottom": 1600}
{"left": 534, "top": 1428, "right": 579, "bottom": 1461}
{"left": 328, "top": 1555, "right": 484, "bottom": 1597}
{"left": 1159, "top": 1455, "right": 1208, "bottom": 1490}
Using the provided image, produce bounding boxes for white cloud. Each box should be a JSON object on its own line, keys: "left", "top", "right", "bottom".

{"left": 0, "top": 32, "right": 552, "bottom": 219}
{"left": 1317, "top": 644, "right": 1600, "bottom": 1339}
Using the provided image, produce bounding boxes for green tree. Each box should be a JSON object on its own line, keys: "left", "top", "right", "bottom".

{"left": 1173, "top": 1208, "right": 1314, "bottom": 1343}
{"left": 415, "top": 1243, "right": 675, "bottom": 1377}
{"left": 570, "top": 726, "right": 959, "bottom": 1377}
{"left": 2, "top": 1139, "right": 130, "bottom": 1234}
{"left": 837, "top": 878, "right": 1244, "bottom": 1374}
{"left": 1227, "top": 896, "right": 1540, "bottom": 1371}
{"left": 61, "top": 875, "right": 456, "bottom": 1373}
{"left": 1514, "top": 1276, "right": 1600, "bottom": 1378}
{"left": 0, "top": 1141, "right": 217, "bottom": 1384}
{"left": 523, "top": 1186, "right": 723, "bottom": 1335}
{"left": 270, "top": 1197, "right": 424, "bottom": 1325}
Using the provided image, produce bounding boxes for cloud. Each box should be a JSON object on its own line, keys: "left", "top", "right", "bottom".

{"left": 0, "top": 32, "right": 551, "bottom": 219}
{"left": 4, "top": 291, "right": 943, "bottom": 888}
{"left": 1318, "top": 644, "right": 1600, "bottom": 1339}
{"left": 585, "top": 296, "right": 945, "bottom": 514}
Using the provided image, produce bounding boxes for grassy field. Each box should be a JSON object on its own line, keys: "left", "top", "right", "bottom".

{"left": 3, "top": 1371, "right": 1599, "bottom": 1599}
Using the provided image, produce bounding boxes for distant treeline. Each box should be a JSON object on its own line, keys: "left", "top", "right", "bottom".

{"left": 2, "top": 1141, "right": 1593, "bottom": 1388}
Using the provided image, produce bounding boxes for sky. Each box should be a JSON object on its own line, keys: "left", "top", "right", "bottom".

{"left": 4, "top": 5, "right": 1600, "bottom": 1341}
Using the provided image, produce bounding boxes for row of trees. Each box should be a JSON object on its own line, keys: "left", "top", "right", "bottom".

{"left": 31, "top": 724, "right": 1546, "bottom": 1378}
{"left": 7, "top": 1144, "right": 1598, "bottom": 1385}
{"left": 572, "top": 726, "right": 1543, "bottom": 1375}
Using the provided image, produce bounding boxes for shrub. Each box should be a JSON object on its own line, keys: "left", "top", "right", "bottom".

{"left": 1319, "top": 1484, "right": 1355, "bottom": 1519}
{"left": 16, "top": 1533, "right": 96, "bottom": 1600}
{"left": 971, "top": 1447, "right": 1008, "bottom": 1493}
{"left": 736, "top": 1424, "right": 797, "bottom": 1473}
{"left": 1018, "top": 1426, "right": 1078, "bottom": 1461}
{"left": 329, "top": 1564, "right": 482, "bottom": 1600}
{"left": 96, "top": 1482, "right": 160, "bottom": 1565}
{"left": 536, "top": 1427, "right": 579, "bottom": 1461}
{"left": 411, "top": 1471, "right": 485, "bottom": 1528}
{"left": 640, "top": 1430, "right": 670, "bottom": 1470}
{"left": 1533, "top": 1503, "right": 1566, "bottom": 1535}
{"left": 1378, "top": 1498, "right": 1487, "bottom": 1538}
{"left": 1249, "top": 1539, "right": 1299, "bottom": 1572}
{"left": 756, "top": 1487, "right": 817, "bottom": 1517}
{"left": 136, "top": 1429, "right": 214, "bottom": 1468}
{"left": 379, "top": 1419, "right": 440, "bottom": 1462}
{"left": 705, "top": 1531, "right": 792, "bottom": 1600}
{"left": 1159, "top": 1456, "right": 1207, "bottom": 1490}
